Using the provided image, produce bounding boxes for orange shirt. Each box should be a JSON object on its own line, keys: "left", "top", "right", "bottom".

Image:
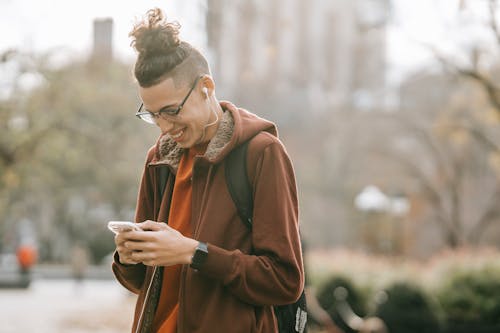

{"left": 153, "top": 143, "right": 207, "bottom": 333}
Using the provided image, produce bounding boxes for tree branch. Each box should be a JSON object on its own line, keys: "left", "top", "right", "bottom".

{"left": 458, "top": 122, "right": 500, "bottom": 152}
{"left": 460, "top": 68, "right": 500, "bottom": 112}
{"left": 372, "top": 147, "right": 454, "bottom": 236}
{"left": 468, "top": 186, "right": 500, "bottom": 243}
{"left": 392, "top": 113, "right": 460, "bottom": 184}
{"left": 431, "top": 47, "right": 500, "bottom": 114}
{"left": 489, "top": 0, "right": 500, "bottom": 46}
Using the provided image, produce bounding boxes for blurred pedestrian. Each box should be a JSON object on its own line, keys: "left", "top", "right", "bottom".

{"left": 71, "top": 242, "right": 89, "bottom": 288}
{"left": 16, "top": 243, "right": 37, "bottom": 276}
{"left": 112, "top": 7, "right": 304, "bottom": 333}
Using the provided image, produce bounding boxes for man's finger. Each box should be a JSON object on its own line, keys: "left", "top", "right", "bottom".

{"left": 125, "top": 240, "right": 152, "bottom": 252}
{"left": 138, "top": 220, "right": 170, "bottom": 231}
{"left": 118, "top": 252, "right": 140, "bottom": 265}
{"left": 131, "top": 250, "right": 156, "bottom": 263}
{"left": 121, "top": 230, "right": 157, "bottom": 242}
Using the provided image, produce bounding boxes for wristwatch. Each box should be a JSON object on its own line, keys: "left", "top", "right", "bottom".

{"left": 190, "top": 241, "right": 208, "bottom": 270}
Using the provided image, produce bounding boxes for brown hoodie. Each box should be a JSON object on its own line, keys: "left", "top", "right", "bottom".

{"left": 112, "top": 101, "right": 304, "bottom": 333}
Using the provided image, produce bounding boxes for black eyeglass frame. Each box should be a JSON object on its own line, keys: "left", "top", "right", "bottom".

{"left": 135, "top": 76, "right": 202, "bottom": 123}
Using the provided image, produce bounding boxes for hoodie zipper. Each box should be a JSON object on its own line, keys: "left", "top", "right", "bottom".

{"left": 136, "top": 163, "right": 174, "bottom": 333}
{"left": 135, "top": 266, "right": 157, "bottom": 333}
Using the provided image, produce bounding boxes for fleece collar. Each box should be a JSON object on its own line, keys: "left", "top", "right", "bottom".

{"left": 153, "top": 108, "right": 234, "bottom": 171}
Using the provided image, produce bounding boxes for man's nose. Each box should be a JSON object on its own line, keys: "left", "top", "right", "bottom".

{"left": 156, "top": 117, "right": 175, "bottom": 133}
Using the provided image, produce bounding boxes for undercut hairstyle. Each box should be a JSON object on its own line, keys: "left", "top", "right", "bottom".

{"left": 129, "top": 8, "right": 210, "bottom": 88}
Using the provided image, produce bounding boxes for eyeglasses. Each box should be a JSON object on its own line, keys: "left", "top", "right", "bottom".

{"left": 135, "top": 76, "right": 201, "bottom": 124}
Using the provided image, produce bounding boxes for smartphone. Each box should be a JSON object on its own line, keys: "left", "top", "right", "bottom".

{"left": 107, "top": 221, "right": 142, "bottom": 234}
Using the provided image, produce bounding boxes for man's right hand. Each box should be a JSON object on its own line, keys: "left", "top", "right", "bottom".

{"left": 115, "top": 231, "right": 141, "bottom": 265}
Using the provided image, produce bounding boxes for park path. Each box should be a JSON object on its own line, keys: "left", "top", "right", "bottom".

{"left": 0, "top": 279, "right": 135, "bottom": 332}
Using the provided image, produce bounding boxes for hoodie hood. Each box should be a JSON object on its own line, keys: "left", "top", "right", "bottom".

{"left": 149, "top": 101, "right": 276, "bottom": 170}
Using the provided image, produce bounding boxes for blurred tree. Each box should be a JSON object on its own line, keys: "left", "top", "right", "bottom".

{"left": 399, "top": 0, "right": 500, "bottom": 247}
{"left": 364, "top": 73, "right": 500, "bottom": 249}
{"left": 0, "top": 49, "right": 156, "bottom": 262}
{"left": 428, "top": 0, "right": 500, "bottom": 156}
{"left": 333, "top": 0, "right": 500, "bottom": 252}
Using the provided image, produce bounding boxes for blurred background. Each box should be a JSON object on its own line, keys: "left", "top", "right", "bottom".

{"left": 1, "top": 0, "right": 500, "bottom": 332}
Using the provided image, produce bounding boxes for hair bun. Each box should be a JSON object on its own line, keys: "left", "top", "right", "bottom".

{"left": 130, "top": 8, "right": 181, "bottom": 57}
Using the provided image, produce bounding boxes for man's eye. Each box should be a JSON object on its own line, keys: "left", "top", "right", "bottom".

{"left": 160, "top": 108, "right": 177, "bottom": 115}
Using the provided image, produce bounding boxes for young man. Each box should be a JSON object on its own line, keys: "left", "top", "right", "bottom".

{"left": 112, "top": 8, "right": 304, "bottom": 333}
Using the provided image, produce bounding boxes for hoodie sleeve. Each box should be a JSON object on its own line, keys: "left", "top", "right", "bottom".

{"left": 200, "top": 137, "right": 304, "bottom": 306}
{"left": 111, "top": 148, "right": 156, "bottom": 293}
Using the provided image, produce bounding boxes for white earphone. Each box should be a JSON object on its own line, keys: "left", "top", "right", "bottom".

{"left": 198, "top": 85, "right": 218, "bottom": 143}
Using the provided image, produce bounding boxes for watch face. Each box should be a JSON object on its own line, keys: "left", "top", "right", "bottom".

{"left": 191, "top": 242, "right": 208, "bottom": 269}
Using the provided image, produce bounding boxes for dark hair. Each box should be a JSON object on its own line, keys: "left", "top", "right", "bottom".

{"left": 129, "top": 8, "right": 210, "bottom": 88}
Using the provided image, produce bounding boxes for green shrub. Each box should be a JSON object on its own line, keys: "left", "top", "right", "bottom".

{"left": 437, "top": 268, "right": 500, "bottom": 333}
{"left": 375, "top": 282, "right": 441, "bottom": 333}
{"left": 316, "top": 275, "right": 367, "bottom": 333}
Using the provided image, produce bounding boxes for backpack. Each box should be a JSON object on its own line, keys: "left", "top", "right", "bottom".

{"left": 225, "top": 139, "right": 308, "bottom": 333}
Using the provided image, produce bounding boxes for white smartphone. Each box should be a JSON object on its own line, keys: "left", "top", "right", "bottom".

{"left": 107, "top": 221, "right": 142, "bottom": 234}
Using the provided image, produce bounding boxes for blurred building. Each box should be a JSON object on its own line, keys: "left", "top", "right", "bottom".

{"left": 92, "top": 18, "right": 113, "bottom": 62}
{"left": 206, "top": 0, "right": 390, "bottom": 123}
{"left": 205, "top": 0, "right": 391, "bottom": 249}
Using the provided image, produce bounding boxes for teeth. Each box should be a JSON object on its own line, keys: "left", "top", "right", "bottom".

{"left": 171, "top": 130, "right": 183, "bottom": 139}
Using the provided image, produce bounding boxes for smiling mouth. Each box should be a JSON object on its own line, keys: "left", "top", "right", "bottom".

{"left": 170, "top": 129, "right": 185, "bottom": 140}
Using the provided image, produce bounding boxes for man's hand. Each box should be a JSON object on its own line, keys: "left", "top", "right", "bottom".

{"left": 115, "top": 228, "right": 142, "bottom": 265}
{"left": 116, "top": 220, "right": 198, "bottom": 267}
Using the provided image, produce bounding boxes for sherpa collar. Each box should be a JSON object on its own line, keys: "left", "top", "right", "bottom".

{"left": 153, "top": 109, "right": 234, "bottom": 171}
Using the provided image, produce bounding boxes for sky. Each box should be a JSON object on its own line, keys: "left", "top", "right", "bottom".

{"left": 0, "top": 0, "right": 496, "bottom": 85}
{"left": 0, "top": 0, "right": 206, "bottom": 62}
{"left": 388, "top": 0, "right": 496, "bottom": 81}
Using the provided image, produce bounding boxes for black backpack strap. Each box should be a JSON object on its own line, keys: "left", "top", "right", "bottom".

{"left": 225, "top": 140, "right": 253, "bottom": 229}
{"left": 274, "top": 291, "right": 308, "bottom": 333}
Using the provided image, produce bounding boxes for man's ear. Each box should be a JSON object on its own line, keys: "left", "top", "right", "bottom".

{"left": 200, "top": 75, "right": 215, "bottom": 97}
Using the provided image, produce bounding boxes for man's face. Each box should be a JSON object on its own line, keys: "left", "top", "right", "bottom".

{"left": 139, "top": 77, "right": 212, "bottom": 148}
